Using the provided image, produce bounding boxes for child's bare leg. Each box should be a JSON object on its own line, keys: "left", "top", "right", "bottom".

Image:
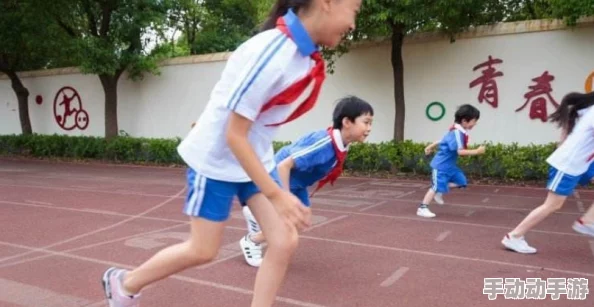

{"left": 508, "top": 192, "right": 566, "bottom": 238}
{"left": 417, "top": 188, "right": 437, "bottom": 218}
{"left": 422, "top": 188, "right": 436, "bottom": 205}
{"left": 247, "top": 194, "right": 299, "bottom": 307}
{"left": 123, "top": 218, "right": 224, "bottom": 294}
{"left": 581, "top": 202, "right": 594, "bottom": 223}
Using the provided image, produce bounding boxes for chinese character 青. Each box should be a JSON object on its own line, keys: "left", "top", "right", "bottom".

{"left": 469, "top": 55, "right": 504, "bottom": 108}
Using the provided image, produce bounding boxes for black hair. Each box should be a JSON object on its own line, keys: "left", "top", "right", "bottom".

{"left": 332, "top": 96, "right": 374, "bottom": 129}
{"left": 260, "top": 0, "right": 313, "bottom": 32}
{"left": 454, "top": 104, "right": 480, "bottom": 124}
{"left": 549, "top": 92, "right": 594, "bottom": 134}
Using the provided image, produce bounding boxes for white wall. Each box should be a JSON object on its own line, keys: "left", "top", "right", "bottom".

{"left": 1, "top": 19, "right": 593, "bottom": 145}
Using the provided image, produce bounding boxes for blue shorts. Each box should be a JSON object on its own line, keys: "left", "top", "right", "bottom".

{"left": 183, "top": 168, "right": 282, "bottom": 222}
{"left": 547, "top": 166, "right": 580, "bottom": 196}
{"left": 238, "top": 187, "right": 311, "bottom": 207}
{"left": 431, "top": 168, "right": 467, "bottom": 194}
{"left": 578, "top": 163, "right": 594, "bottom": 186}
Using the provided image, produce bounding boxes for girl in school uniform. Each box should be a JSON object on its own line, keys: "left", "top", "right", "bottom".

{"left": 502, "top": 92, "right": 594, "bottom": 254}
{"left": 239, "top": 96, "right": 374, "bottom": 267}
{"left": 100, "top": 1, "right": 363, "bottom": 306}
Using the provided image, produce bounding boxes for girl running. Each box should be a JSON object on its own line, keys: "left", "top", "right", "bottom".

{"left": 502, "top": 92, "right": 594, "bottom": 254}
{"left": 100, "top": 0, "right": 362, "bottom": 306}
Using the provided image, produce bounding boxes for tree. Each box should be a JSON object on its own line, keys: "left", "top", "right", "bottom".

{"left": 37, "top": 0, "right": 170, "bottom": 139}
{"left": 326, "top": 0, "right": 506, "bottom": 141}
{"left": 188, "top": 0, "right": 262, "bottom": 54}
{"left": 502, "top": 0, "right": 554, "bottom": 21}
{"left": 0, "top": 0, "right": 75, "bottom": 134}
{"left": 503, "top": 0, "right": 593, "bottom": 24}
{"left": 549, "top": 0, "right": 594, "bottom": 25}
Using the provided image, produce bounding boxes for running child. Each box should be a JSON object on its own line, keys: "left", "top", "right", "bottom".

{"left": 502, "top": 92, "right": 594, "bottom": 254}
{"left": 100, "top": 1, "right": 363, "bottom": 306}
{"left": 239, "top": 95, "right": 374, "bottom": 267}
{"left": 417, "top": 104, "right": 486, "bottom": 218}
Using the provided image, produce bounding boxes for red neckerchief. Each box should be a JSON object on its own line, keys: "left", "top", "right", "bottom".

{"left": 259, "top": 17, "right": 326, "bottom": 127}
{"left": 310, "top": 127, "right": 347, "bottom": 197}
{"left": 450, "top": 124, "right": 469, "bottom": 149}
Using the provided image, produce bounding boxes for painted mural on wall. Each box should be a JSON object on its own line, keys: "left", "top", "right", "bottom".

{"left": 426, "top": 55, "right": 593, "bottom": 123}
{"left": 469, "top": 55, "right": 503, "bottom": 109}
{"left": 53, "top": 86, "right": 89, "bottom": 131}
{"left": 515, "top": 71, "right": 558, "bottom": 122}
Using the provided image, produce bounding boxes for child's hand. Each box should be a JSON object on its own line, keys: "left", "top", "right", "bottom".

{"left": 476, "top": 145, "right": 486, "bottom": 155}
{"left": 424, "top": 146, "right": 433, "bottom": 155}
{"left": 269, "top": 189, "right": 311, "bottom": 231}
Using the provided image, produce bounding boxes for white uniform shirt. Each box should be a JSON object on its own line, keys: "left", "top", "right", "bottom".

{"left": 177, "top": 10, "right": 319, "bottom": 182}
{"left": 547, "top": 106, "right": 594, "bottom": 176}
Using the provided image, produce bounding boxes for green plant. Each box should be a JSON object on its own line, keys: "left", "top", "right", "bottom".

{"left": 0, "top": 134, "right": 557, "bottom": 182}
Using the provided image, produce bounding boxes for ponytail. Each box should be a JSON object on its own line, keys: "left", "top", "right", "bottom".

{"left": 260, "top": 0, "right": 312, "bottom": 32}
{"left": 549, "top": 92, "right": 594, "bottom": 134}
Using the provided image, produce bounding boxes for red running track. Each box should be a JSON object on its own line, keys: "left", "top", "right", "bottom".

{"left": 0, "top": 158, "right": 592, "bottom": 306}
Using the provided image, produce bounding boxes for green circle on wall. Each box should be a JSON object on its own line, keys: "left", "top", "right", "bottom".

{"left": 426, "top": 101, "right": 446, "bottom": 121}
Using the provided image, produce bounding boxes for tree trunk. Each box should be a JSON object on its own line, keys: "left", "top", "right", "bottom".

{"left": 391, "top": 23, "right": 406, "bottom": 142}
{"left": 99, "top": 74, "right": 121, "bottom": 139}
{"left": 6, "top": 70, "right": 32, "bottom": 135}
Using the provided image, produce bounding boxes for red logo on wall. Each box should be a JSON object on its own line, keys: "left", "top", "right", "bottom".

{"left": 53, "top": 86, "right": 89, "bottom": 131}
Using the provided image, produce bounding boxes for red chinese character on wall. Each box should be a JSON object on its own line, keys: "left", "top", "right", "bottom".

{"left": 469, "top": 55, "right": 504, "bottom": 108}
{"left": 515, "top": 71, "right": 559, "bottom": 122}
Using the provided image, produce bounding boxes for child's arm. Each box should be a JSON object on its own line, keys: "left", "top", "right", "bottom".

{"left": 458, "top": 145, "right": 485, "bottom": 156}
{"left": 424, "top": 140, "right": 440, "bottom": 155}
{"left": 277, "top": 157, "right": 294, "bottom": 191}
{"left": 226, "top": 113, "right": 310, "bottom": 230}
{"left": 227, "top": 113, "right": 281, "bottom": 197}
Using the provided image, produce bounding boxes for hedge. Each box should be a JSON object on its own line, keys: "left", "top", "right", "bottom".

{"left": 0, "top": 134, "right": 557, "bottom": 182}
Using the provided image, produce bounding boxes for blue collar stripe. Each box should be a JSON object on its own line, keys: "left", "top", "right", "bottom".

{"left": 283, "top": 9, "right": 317, "bottom": 56}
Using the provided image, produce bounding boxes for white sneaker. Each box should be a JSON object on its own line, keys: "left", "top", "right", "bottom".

{"left": 434, "top": 193, "right": 444, "bottom": 205}
{"left": 242, "top": 206, "right": 260, "bottom": 234}
{"left": 501, "top": 234, "right": 537, "bottom": 254}
{"left": 101, "top": 267, "right": 140, "bottom": 307}
{"left": 572, "top": 218, "right": 594, "bottom": 237}
{"left": 417, "top": 207, "right": 436, "bottom": 218}
{"left": 240, "top": 234, "right": 263, "bottom": 267}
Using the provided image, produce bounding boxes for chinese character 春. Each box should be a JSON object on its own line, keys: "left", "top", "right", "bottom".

{"left": 567, "top": 278, "right": 589, "bottom": 300}
{"left": 469, "top": 55, "right": 504, "bottom": 108}
{"left": 546, "top": 278, "right": 568, "bottom": 300}
{"left": 525, "top": 278, "right": 547, "bottom": 299}
{"left": 515, "top": 71, "right": 559, "bottom": 122}
{"left": 483, "top": 278, "right": 505, "bottom": 300}
{"left": 504, "top": 278, "right": 526, "bottom": 299}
